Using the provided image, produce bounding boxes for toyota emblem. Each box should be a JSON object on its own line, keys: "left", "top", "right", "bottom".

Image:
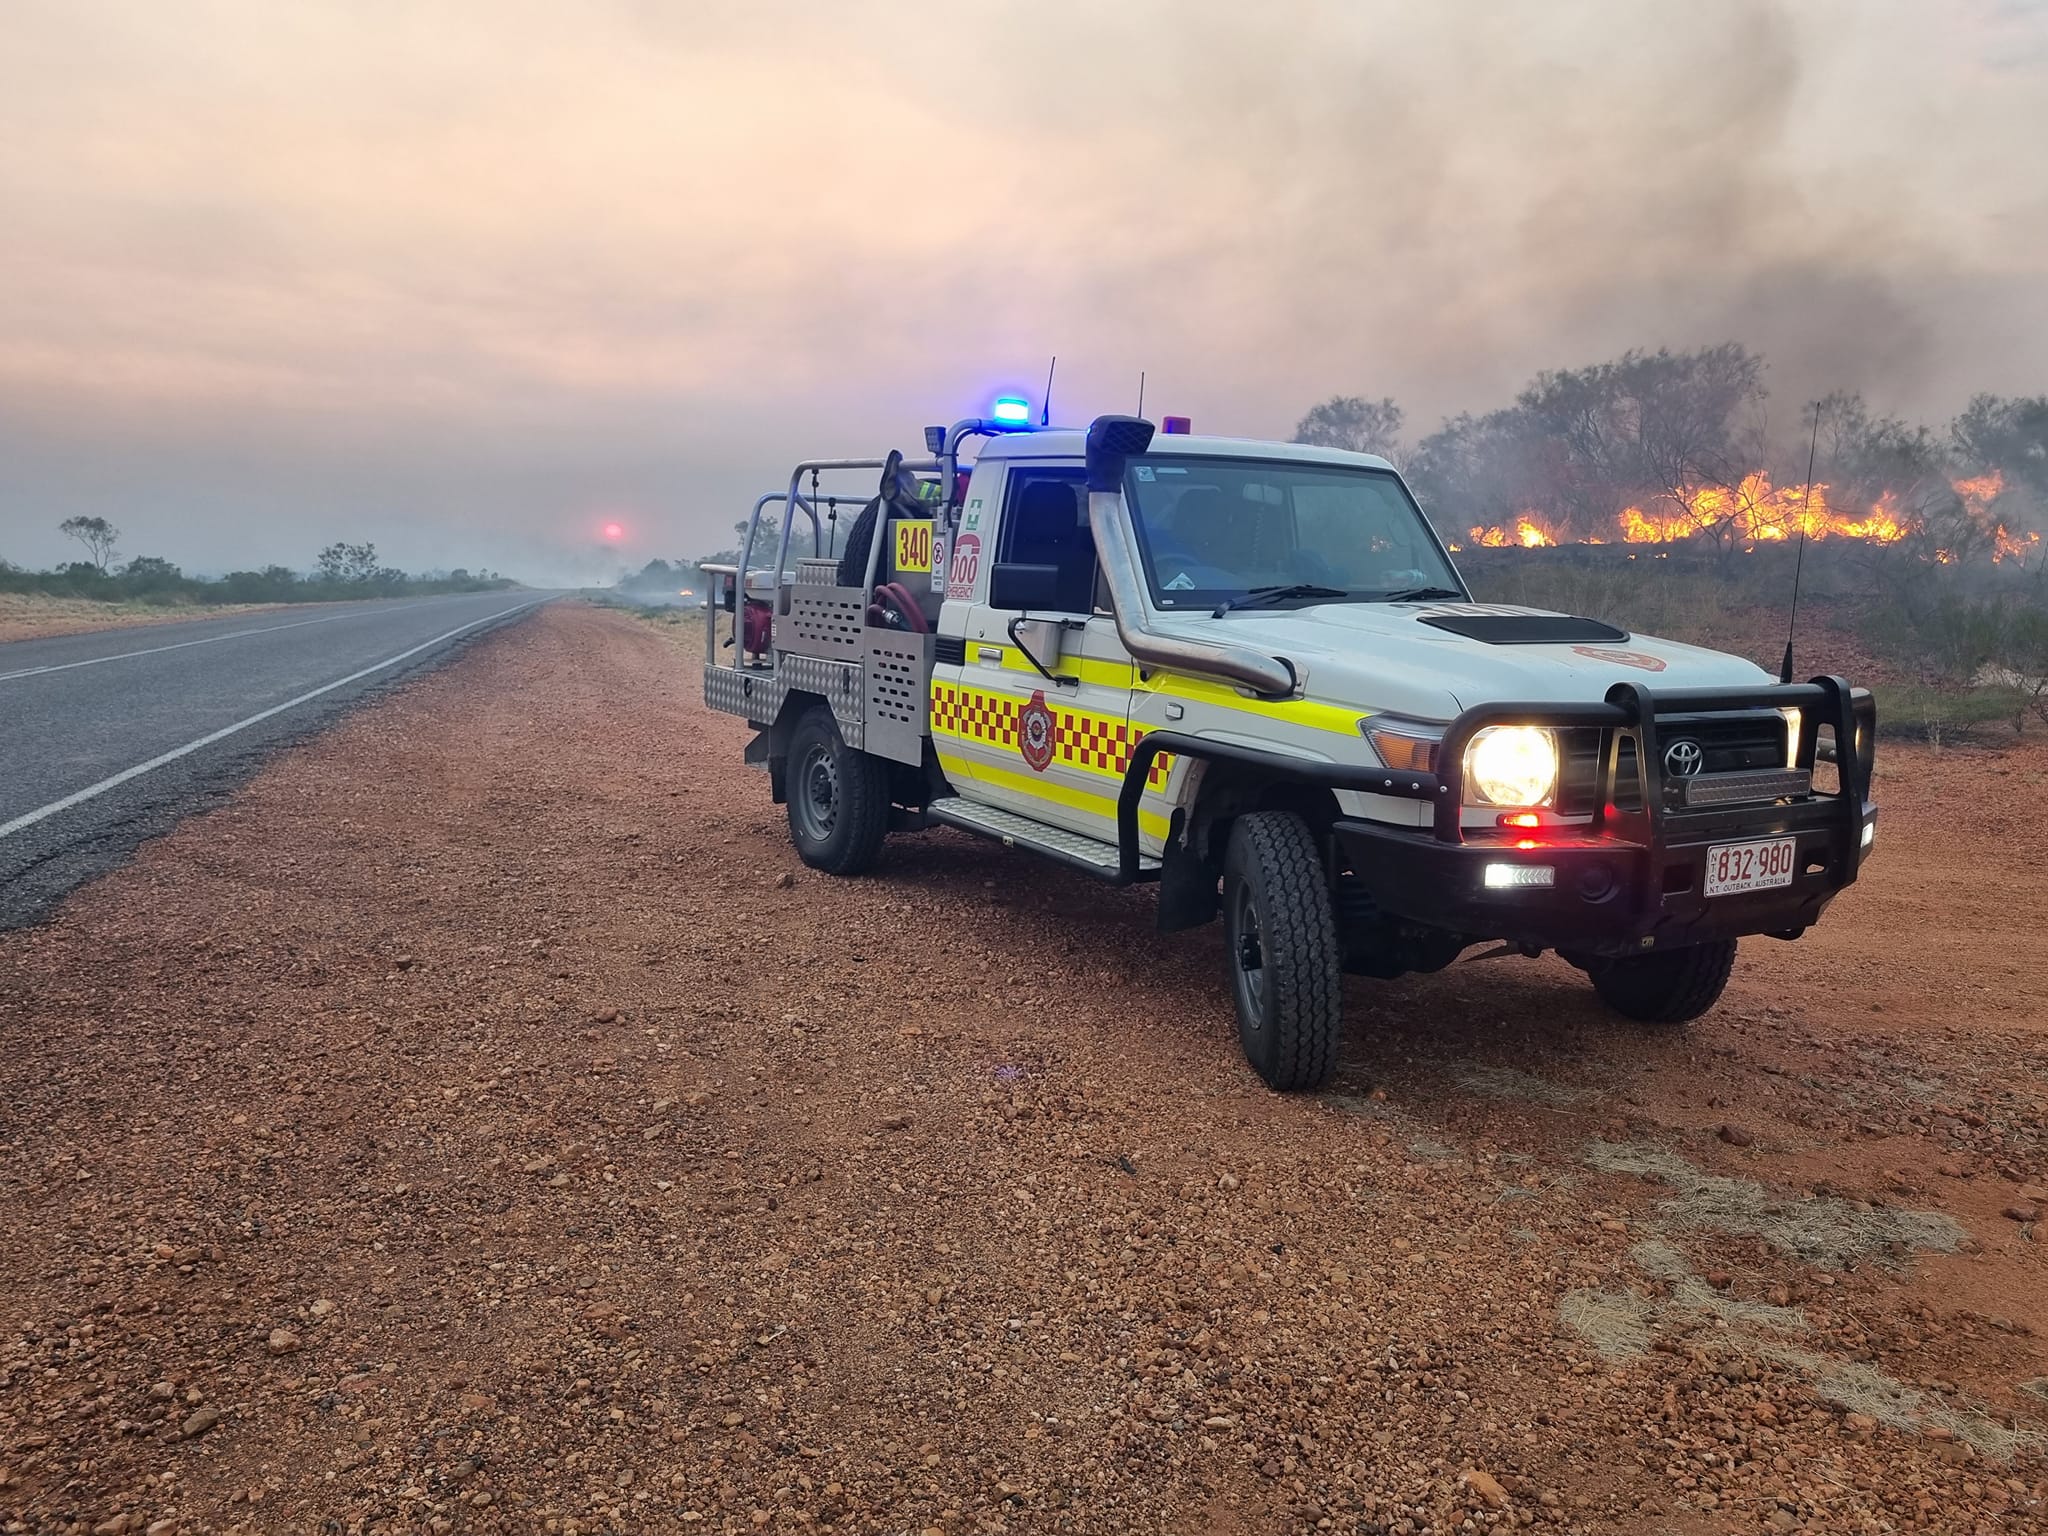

{"left": 1663, "top": 738, "right": 1705, "bottom": 777}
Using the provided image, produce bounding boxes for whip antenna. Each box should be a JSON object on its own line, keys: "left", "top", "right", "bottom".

{"left": 1136, "top": 371, "right": 1146, "bottom": 416}
{"left": 1779, "top": 400, "right": 1824, "bottom": 685}
{"left": 1041, "top": 356, "right": 1057, "bottom": 427}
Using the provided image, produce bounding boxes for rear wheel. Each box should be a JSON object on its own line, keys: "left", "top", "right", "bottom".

{"left": 1589, "top": 939, "right": 1737, "bottom": 1024}
{"left": 785, "top": 706, "right": 889, "bottom": 875}
{"left": 1221, "top": 812, "right": 1342, "bottom": 1091}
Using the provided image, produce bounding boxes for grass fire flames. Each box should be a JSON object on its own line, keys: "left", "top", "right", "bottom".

{"left": 1459, "top": 470, "right": 2039, "bottom": 566}
{"left": 1466, "top": 518, "right": 1564, "bottom": 549}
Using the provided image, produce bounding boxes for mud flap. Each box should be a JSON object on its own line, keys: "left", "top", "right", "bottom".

{"left": 745, "top": 730, "right": 789, "bottom": 804}
{"left": 1156, "top": 837, "right": 1219, "bottom": 933}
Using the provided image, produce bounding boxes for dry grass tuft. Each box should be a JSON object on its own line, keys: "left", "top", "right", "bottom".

{"left": 1583, "top": 1140, "right": 1965, "bottom": 1266}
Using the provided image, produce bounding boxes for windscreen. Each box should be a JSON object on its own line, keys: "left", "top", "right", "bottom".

{"left": 1123, "top": 456, "right": 1461, "bottom": 609}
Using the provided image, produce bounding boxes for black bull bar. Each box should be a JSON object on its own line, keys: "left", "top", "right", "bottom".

{"left": 1113, "top": 677, "right": 1875, "bottom": 950}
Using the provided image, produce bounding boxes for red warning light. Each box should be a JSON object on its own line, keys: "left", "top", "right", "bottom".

{"left": 1161, "top": 415, "right": 1192, "bottom": 435}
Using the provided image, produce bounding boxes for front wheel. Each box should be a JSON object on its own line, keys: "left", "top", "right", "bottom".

{"left": 1221, "top": 812, "right": 1343, "bottom": 1091}
{"left": 1588, "top": 939, "right": 1737, "bottom": 1024}
{"left": 785, "top": 706, "right": 889, "bottom": 875}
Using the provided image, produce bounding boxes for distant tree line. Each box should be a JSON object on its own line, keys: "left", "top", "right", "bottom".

{"left": 0, "top": 522, "right": 516, "bottom": 605}
{"left": 631, "top": 515, "right": 780, "bottom": 603}
{"left": 614, "top": 557, "right": 706, "bottom": 601}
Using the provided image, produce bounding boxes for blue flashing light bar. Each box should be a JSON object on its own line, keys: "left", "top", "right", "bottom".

{"left": 990, "top": 395, "right": 1032, "bottom": 425}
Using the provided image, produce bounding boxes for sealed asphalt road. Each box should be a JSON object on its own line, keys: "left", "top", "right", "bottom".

{"left": 0, "top": 591, "right": 553, "bottom": 927}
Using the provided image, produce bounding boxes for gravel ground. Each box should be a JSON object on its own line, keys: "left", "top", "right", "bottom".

{"left": 2, "top": 602, "right": 2044, "bottom": 1536}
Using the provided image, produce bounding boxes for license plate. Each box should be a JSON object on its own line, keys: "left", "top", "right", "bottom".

{"left": 1703, "top": 836, "right": 1798, "bottom": 897}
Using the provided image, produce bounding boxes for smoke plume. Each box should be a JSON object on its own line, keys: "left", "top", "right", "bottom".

{"left": 0, "top": 0, "right": 2041, "bottom": 577}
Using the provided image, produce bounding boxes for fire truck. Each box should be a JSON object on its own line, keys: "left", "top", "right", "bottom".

{"left": 701, "top": 406, "right": 1876, "bottom": 1090}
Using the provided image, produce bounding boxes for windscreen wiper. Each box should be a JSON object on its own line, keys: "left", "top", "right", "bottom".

{"left": 1376, "top": 585, "right": 1465, "bottom": 603}
{"left": 1211, "top": 583, "right": 1349, "bottom": 617}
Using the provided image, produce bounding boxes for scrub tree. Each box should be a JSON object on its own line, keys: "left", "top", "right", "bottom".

{"left": 1293, "top": 396, "right": 1405, "bottom": 461}
{"left": 58, "top": 516, "right": 120, "bottom": 573}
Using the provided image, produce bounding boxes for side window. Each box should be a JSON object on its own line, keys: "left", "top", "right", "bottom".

{"left": 996, "top": 471, "right": 1096, "bottom": 614}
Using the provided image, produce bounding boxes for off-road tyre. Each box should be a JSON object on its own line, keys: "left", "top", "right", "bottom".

{"left": 1589, "top": 938, "right": 1737, "bottom": 1024}
{"left": 785, "top": 706, "right": 889, "bottom": 876}
{"left": 1221, "top": 812, "right": 1343, "bottom": 1091}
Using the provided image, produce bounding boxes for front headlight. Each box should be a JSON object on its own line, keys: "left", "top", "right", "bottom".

{"left": 1465, "top": 726, "right": 1558, "bottom": 807}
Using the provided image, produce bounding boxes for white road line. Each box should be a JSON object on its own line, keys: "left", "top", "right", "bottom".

{"left": 0, "top": 599, "right": 545, "bottom": 843}
{"left": 0, "top": 598, "right": 480, "bottom": 683}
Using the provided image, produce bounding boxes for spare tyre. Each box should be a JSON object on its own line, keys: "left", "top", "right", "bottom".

{"left": 835, "top": 450, "right": 926, "bottom": 588}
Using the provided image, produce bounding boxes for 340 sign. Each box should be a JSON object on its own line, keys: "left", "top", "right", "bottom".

{"left": 893, "top": 519, "right": 934, "bottom": 574}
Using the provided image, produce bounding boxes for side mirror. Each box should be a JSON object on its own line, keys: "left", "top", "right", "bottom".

{"left": 988, "top": 562, "right": 1061, "bottom": 611}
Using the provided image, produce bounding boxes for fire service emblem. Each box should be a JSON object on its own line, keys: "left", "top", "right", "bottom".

{"left": 1019, "top": 690, "right": 1056, "bottom": 773}
{"left": 1571, "top": 645, "right": 1667, "bottom": 673}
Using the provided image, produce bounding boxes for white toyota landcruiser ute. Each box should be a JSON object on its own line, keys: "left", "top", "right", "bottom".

{"left": 703, "top": 409, "right": 1876, "bottom": 1090}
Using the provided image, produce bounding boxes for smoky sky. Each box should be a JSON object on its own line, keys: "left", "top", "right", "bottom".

{"left": 1, "top": 0, "right": 2044, "bottom": 583}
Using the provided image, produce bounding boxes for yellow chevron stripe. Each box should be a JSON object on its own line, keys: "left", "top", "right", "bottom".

{"left": 963, "top": 645, "right": 1363, "bottom": 735}
{"left": 981, "top": 646, "right": 1134, "bottom": 689}
{"left": 934, "top": 751, "right": 1173, "bottom": 843}
{"left": 1133, "top": 668, "right": 1367, "bottom": 736}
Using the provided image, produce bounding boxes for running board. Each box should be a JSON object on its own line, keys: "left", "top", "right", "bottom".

{"left": 926, "top": 797, "right": 1159, "bottom": 882}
